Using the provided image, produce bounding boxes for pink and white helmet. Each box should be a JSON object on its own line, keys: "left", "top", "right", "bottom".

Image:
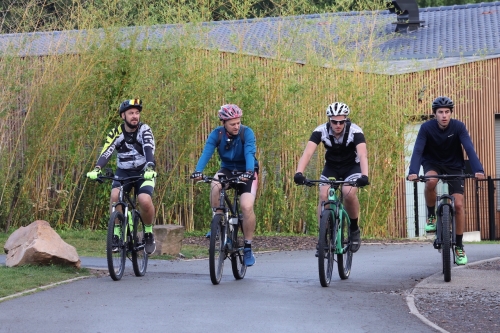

{"left": 218, "top": 104, "right": 243, "bottom": 120}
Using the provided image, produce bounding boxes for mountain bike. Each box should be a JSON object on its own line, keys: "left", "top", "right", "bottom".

{"left": 196, "top": 174, "right": 247, "bottom": 285}
{"left": 417, "top": 174, "right": 474, "bottom": 282}
{"left": 299, "top": 177, "right": 364, "bottom": 287}
{"left": 93, "top": 169, "right": 150, "bottom": 281}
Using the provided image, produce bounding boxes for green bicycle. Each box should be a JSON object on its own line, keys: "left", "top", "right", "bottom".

{"left": 300, "top": 178, "right": 364, "bottom": 287}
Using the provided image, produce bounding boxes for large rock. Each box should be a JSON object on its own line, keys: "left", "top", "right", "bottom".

{"left": 3, "top": 220, "right": 81, "bottom": 268}
{"left": 152, "top": 224, "right": 185, "bottom": 256}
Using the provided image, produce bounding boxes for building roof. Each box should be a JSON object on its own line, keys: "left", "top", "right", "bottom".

{"left": 1, "top": 2, "right": 499, "bottom": 74}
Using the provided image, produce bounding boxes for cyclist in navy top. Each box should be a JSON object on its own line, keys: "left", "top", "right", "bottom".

{"left": 294, "top": 102, "right": 369, "bottom": 255}
{"left": 191, "top": 104, "right": 259, "bottom": 267}
{"left": 408, "top": 96, "right": 485, "bottom": 265}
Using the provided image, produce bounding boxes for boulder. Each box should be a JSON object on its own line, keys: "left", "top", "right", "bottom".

{"left": 3, "top": 220, "right": 81, "bottom": 268}
{"left": 152, "top": 224, "right": 185, "bottom": 256}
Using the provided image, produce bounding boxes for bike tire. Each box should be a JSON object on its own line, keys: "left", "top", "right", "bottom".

{"left": 209, "top": 214, "right": 225, "bottom": 285}
{"left": 106, "top": 211, "right": 126, "bottom": 281}
{"left": 337, "top": 213, "right": 353, "bottom": 280}
{"left": 231, "top": 218, "right": 247, "bottom": 280}
{"left": 318, "top": 211, "right": 335, "bottom": 287}
{"left": 132, "top": 211, "right": 148, "bottom": 277}
{"left": 441, "top": 205, "right": 452, "bottom": 282}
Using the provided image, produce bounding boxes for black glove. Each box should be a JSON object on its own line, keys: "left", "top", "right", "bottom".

{"left": 294, "top": 172, "right": 306, "bottom": 185}
{"left": 356, "top": 175, "right": 369, "bottom": 187}
{"left": 190, "top": 171, "right": 203, "bottom": 179}
{"left": 239, "top": 171, "right": 254, "bottom": 181}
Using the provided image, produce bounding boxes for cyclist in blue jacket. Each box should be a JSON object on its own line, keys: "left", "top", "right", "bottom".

{"left": 191, "top": 104, "right": 259, "bottom": 266}
{"left": 407, "top": 96, "right": 485, "bottom": 265}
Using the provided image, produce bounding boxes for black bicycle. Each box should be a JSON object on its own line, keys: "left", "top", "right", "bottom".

{"left": 299, "top": 178, "right": 364, "bottom": 287}
{"left": 417, "top": 174, "right": 474, "bottom": 282}
{"left": 197, "top": 174, "right": 247, "bottom": 285}
{"left": 93, "top": 169, "right": 149, "bottom": 281}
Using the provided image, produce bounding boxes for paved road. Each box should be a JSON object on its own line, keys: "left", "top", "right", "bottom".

{"left": 1, "top": 243, "right": 499, "bottom": 333}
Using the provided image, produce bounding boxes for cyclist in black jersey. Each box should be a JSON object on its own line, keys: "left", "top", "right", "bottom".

{"left": 87, "top": 99, "right": 157, "bottom": 254}
{"left": 294, "top": 102, "right": 369, "bottom": 254}
{"left": 407, "top": 96, "right": 485, "bottom": 265}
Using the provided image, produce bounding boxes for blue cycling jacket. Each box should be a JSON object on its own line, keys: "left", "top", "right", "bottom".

{"left": 408, "top": 118, "right": 484, "bottom": 175}
{"left": 195, "top": 125, "right": 259, "bottom": 172}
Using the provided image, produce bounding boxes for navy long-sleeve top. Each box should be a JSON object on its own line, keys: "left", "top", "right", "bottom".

{"left": 408, "top": 119, "right": 484, "bottom": 175}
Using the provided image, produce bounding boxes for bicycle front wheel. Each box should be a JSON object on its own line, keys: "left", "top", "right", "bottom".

{"left": 132, "top": 211, "right": 148, "bottom": 277}
{"left": 318, "top": 211, "right": 335, "bottom": 287}
{"left": 106, "top": 211, "right": 126, "bottom": 281}
{"left": 231, "top": 218, "right": 247, "bottom": 280}
{"left": 441, "top": 205, "right": 452, "bottom": 282}
{"left": 337, "top": 213, "right": 353, "bottom": 280}
{"left": 209, "top": 214, "right": 226, "bottom": 285}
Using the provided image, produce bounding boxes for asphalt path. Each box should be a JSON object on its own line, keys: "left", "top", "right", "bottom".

{"left": 1, "top": 243, "right": 499, "bottom": 333}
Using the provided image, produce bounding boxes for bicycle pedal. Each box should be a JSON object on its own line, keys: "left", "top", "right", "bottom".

{"left": 433, "top": 239, "right": 441, "bottom": 250}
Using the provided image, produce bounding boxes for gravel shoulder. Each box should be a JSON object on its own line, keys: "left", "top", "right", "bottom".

{"left": 412, "top": 258, "right": 500, "bottom": 333}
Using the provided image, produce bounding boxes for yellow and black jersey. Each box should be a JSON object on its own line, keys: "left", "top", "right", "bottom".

{"left": 96, "top": 122, "right": 155, "bottom": 171}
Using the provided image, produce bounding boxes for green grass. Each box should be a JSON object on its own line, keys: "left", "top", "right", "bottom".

{"left": 0, "top": 265, "right": 90, "bottom": 300}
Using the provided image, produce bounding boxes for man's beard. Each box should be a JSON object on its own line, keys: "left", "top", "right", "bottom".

{"left": 125, "top": 119, "right": 138, "bottom": 129}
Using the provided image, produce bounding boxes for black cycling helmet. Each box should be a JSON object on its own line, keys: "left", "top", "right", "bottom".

{"left": 432, "top": 96, "right": 454, "bottom": 112}
{"left": 119, "top": 99, "right": 142, "bottom": 115}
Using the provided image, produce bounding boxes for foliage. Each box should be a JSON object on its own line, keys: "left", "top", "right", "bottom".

{"left": 0, "top": 0, "right": 484, "bottom": 238}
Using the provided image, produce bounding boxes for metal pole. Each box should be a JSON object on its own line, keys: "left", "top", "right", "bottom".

{"left": 413, "top": 181, "right": 419, "bottom": 237}
{"left": 487, "top": 176, "right": 496, "bottom": 240}
{"left": 475, "top": 178, "right": 480, "bottom": 232}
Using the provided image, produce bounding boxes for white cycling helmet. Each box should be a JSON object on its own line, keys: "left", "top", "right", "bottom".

{"left": 326, "top": 102, "right": 350, "bottom": 117}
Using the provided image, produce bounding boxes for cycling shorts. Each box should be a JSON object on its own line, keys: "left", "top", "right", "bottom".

{"left": 422, "top": 162, "right": 464, "bottom": 195}
{"left": 215, "top": 168, "right": 259, "bottom": 196}
{"left": 112, "top": 168, "right": 155, "bottom": 197}
{"left": 320, "top": 163, "right": 361, "bottom": 186}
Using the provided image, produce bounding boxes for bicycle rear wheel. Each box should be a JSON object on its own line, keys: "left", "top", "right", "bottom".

{"left": 318, "top": 211, "right": 335, "bottom": 287}
{"left": 209, "top": 214, "right": 226, "bottom": 285}
{"left": 231, "top": 218, "right": 247, "bottom": 280}
{"left": 337, "top": 213, "right": 353, "bottom": 280}
{"left": 441, "top": 205, "right": 452, "bottom": 282}
{"left": 106, "top": 211, "right": 126, "bottom": 281}
{"left": 132, "top": 211, "right": 148, "bottom": 277}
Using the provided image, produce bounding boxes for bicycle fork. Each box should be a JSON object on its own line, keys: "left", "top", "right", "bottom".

{"left": 433, "top": 201, "right": 456, "bottom": 253}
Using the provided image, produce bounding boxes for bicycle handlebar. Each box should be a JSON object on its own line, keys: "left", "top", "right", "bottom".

{"left": 299, "top": 179, "right": 366, "bottom": 188}
{"left": 90, "top": 169, "right": 147, "bottom": 185}
{"left": 197, "top": 175, "right": 248, "bottom": 185}
{"left": 416, "top": 174, "right": 475, "bottom": 182}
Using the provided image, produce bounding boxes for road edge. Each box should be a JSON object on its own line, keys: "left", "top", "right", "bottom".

{"left": 406, "top": 257, "right": 500, "bottom": 333}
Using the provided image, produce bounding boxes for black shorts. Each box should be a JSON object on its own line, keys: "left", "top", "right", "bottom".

{"left": 422, "top": 162, "right": 464, "bottom": 195}
{"left": 320, "top": 163, "right": 361, "bottom": 184}
{"left": 112, "top": 168, "right": 155, "bottom": 197}
{"left": 215, "top": 168, "right": 259, "bottom": 196}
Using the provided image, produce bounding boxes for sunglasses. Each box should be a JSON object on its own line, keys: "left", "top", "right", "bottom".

{"left": 330, "top": 119, "right": 346, "bottom": 125}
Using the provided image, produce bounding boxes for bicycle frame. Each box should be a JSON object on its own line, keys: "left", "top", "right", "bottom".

{"left": 301, "top": 178, "right": 358, "bottom": 286}
{"left": 418, "top": 174, "right": 474, "bottom": 282}
{"left": 95, "top": 169, "right": 149, "bottom": 280}
{"left": 198, "top": 174, "right": 248, "bottom": 284}
{"left": 322, "top": 183, "right": 350, "bottom": 255}
{"left": 209, "top": 174, "right": 244, "bottom": 254}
